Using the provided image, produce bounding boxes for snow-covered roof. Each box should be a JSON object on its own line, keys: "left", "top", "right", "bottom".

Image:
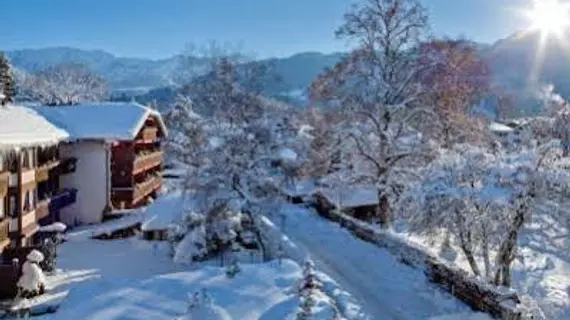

{"left": 30, "top": 102, "right": 168, "bottom": 141}
{"left": 141, "top": 193, "right": 189, "bottom": 231}
{"left": 281, "top": 180, "right": 317, "bottom": 197}
{"left": 317, "top": 186, "right": 379, "bottom": 208}
{"left": 278, "top": 148, "right": 298, "bottom": 162}
{"left": 489, "top": 122, "right": 514, "bottom": 133}
{"left": 0, "top": 105, "right": 69, "bottom": 150}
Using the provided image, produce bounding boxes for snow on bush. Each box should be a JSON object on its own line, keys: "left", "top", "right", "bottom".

{"left": 38, "top": 222, "right": 67, "bottom": 233}
{"left": 17, "top": 250, "right": 46, "bottom": 298}
{"left": 179, "top": 289, "right": 233, "bottom": 320}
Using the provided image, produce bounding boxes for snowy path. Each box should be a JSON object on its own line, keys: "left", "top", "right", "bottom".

{"left": 273, "top": 203, "right": 473, "bottom": 320}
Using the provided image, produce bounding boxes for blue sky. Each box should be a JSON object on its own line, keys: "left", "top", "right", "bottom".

{"left": 0, "top": 0, "right": 531, "bottom": 59}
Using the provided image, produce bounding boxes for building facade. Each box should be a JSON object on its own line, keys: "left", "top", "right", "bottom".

{"left": 0, "top": 107, "right": 71, "bottom": 252}
{"left": 33, "top": 102, "right": 168, "bottom": 225}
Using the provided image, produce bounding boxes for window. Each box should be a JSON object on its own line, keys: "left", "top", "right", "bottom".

{"left": 6, "top": 154, "right": 17, "bottom": 173}
{"left": 29, "top": 149, "right": 35, "bottom": 168}
{"left": 32, "top": 189, "right": 37, "bottom": 208}
{"left": 22, "top": 151, "right": 30, "bottom": 169}
{"left": 23, "top": 191, "right": 30, "bottom": 213}
{"left": 9, "top": 195, "right": 16, "bottom": 217}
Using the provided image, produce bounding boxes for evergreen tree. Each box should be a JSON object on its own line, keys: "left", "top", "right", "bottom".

{"left": 0, "top": 52, "right": 15, "bottom": 105}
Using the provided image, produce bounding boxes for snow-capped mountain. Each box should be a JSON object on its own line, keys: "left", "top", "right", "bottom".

{"left": 482, "top": 29, "right": 570, "bottom": 115}
{"left": 5, "top": 47, "right": 343, "bottom": 94}
{"left": 7, "top": 31, "right": 570, "bottom": 114}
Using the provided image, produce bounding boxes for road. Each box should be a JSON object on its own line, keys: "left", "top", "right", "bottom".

{"left": 274, "top": 203, "right": 474, "bottom": 320}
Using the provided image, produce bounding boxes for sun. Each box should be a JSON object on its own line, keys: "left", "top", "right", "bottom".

{"left": 524, "top": 0, "right": 570, "bottom": 36}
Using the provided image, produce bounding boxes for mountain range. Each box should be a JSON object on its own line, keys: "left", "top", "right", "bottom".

{"left": 5, "top": 30, "right": 570, "bottom": 114}
{"left": 6, "top": 47, "right": 343, "bottom": 93}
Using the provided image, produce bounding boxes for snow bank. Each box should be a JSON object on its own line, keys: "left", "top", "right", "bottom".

{"left": 141, "top": 192, "right": 190, "bottom": 231}
{"left": 0, "top": 106, "right": 68, "bottom": 150}
{"left": 39, "top": 222, "right": 67, "bottom": 233}
{"left": 65, "top": 212, "right": 145, "bottom": 241}
{"left": 43, "top": 255, "right": 304, "bottom": 320}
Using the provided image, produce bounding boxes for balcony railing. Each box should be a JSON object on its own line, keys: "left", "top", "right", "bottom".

{"left": 0, "top": 171, "right": 8, "bottom": 198}
{"left": 48, "top": 188, "right": 78, "bottom": 213}
{"left": 133, "top": 176, "right": 162, "bottom": 204}
{"left": 133, "top": 151, "right": 163, "bottom": 175}
{"left": 138, "top": 127, "right": 159, "bottom": 142}
{"left": 36, "top": 200, "right": 50, "bottom": 221}
{"left": 56, "top": 157, "right": 78, "bottom": 175}
{"left": 0, "top": 219, "right": 10, "bottom": 245}
{"left": 35, "top": 166, "right": 49, "bottom": 183}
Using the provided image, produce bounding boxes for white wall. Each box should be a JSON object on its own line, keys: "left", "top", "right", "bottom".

{"left": 59, "top": 141, "right": 109, "bottom": 225}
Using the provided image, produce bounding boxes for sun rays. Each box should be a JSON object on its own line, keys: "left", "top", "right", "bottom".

{"left": 514, "top": 0, "right": 570, "bottom": 84}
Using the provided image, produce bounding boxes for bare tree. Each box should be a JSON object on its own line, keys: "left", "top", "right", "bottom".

{"left": 310, "top": 0, "right": 435, "bottom": 228}
{"left": 18, "top": 63, "right": 108, "bottom": 106}
{"left": 402, "top": 142, "right": 569, "bottom": 286}
{"left": 419, "top": 39, "right": 491, "bottom": 147}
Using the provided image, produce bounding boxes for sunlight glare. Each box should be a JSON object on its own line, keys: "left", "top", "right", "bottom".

{"left": 525, "top": 0, "right": 570, "bottom": 36}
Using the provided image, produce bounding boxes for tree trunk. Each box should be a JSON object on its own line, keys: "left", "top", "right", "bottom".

{"left": 232, "top": 175, "right": 269, "bottom": 262}
{"left": 481, "top": 224, "right": 492, "bottom": 280}
{"left": 377, "top": 191, "right": 391, "bottom": 228}
{"left": 460, "top": 244, "right": 481, "bottom": 277}
{"left": 494, "top": 206, "right": 525, "bottom": 286}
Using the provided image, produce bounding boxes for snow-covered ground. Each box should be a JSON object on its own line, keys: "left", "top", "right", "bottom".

{"left": 268, "top": 203, "right": 479, "bottom": 320}
{"left": 32, "top": 218, "right": 338, "bottom": 319}
{"left": 394, "top": 209, "right": 570, "bottom": 319}
{"left": 43, "top": 245, "right": 305, "bottom": 319}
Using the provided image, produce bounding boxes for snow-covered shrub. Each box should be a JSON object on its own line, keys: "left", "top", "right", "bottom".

{"left": 225, "top": 259, "right": 241, "bottom": 279}
{"left": 295, "top": 259, "right": 323, "bottom": 319}
{"left": 299, "top": 259, "right": 320, "bottom": 295}
{"left": 39, "top": 238, "right": 57, "bottom": 273}
{"left": 17, "top": 250, "right": 46, "bottom": 299}
{"left": 180, "top": 289, "right": 232, "bottom": 320}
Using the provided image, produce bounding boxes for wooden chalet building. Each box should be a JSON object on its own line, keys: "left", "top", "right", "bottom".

{"left": 33, "top": 102, "right": 168, "bottom": 225}
{"left": 0, "top": 106, "right": 72, "bottom": 252}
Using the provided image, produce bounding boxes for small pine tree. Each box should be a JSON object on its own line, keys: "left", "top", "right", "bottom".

{"left": 0, "top": 52, "right": 15, "bottom": 105}
{"left": 225, "top": 258, "right": 241, "bottom": 279}
{"left": 299, "top": 259, "right": 319, "bottom": 294}
{"left": 186, "top": 291, "right": 201, "bottom": 313}
{"left": 296, "top": 295, "right": 316, "bottom": 320}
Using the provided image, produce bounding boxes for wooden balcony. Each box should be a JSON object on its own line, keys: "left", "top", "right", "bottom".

{"left": 133, "top": 151, "right": 163, "bottom": 175}
{"left": 0, "top": 171, "right": 8, "bottom": 198}
{"left": 0, "top": 219, "right": 10, "bottom": 248}
{"left": 35, "top": 166, "right": 49, "bottom": 183}
{"left": 57, "top": 157, "right": 78, "bottom": 175}
{"left": 111, "top": 175, "right": 161, "bottom": 209}
{"left": 137, "top": 127, "right": 159, "bottom": 143}
{"left": 133, "top": 176, "right": 162, "bottom": 204}
{"left": 36, "top": 200, "right": 50, "bottom": 221}
{"left": 36, "top": 160, "right": 60, "bottom": 183}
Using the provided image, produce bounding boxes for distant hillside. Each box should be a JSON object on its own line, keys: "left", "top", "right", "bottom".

{"left": 6, "top": 47, "right": 343, "bottom": 95}
{"left": 7, "top": 33, "right": 570, "bottom": 115}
